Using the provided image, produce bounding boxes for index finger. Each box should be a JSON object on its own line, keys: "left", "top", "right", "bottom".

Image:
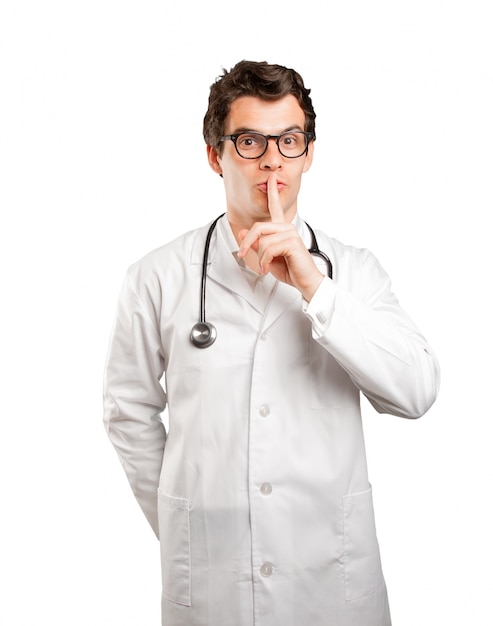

{"left": 267, "top": 173, "right": 285, "bottom": 223}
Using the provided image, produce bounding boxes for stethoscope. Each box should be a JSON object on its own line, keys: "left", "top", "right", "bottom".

{"left": 190, "top": 214, "right": 333, "bottom": 348}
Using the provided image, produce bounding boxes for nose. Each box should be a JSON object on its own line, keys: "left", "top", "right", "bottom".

{"left": 259, "top": 137, "right": 282, "bottom": 170}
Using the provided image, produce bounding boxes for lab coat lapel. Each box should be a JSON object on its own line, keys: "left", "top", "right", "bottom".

{"left": 209, "top": 238, "right": 266, "bottom": 313}
{"left": 190, "top": 216, "right": 266, "bottom": 314}
{"left": 260, "top": 280, "right": 300, "bottom": 333}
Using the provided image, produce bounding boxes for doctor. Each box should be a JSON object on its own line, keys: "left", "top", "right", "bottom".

{"left": 103, "top": 60, "right": 440, "bottom": 626}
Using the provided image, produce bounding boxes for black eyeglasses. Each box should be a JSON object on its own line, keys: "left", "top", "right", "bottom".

{"left": 220, "top": 130, "right": 315, "bottom": 159}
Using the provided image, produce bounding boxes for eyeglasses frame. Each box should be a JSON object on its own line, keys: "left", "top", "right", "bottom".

{"left": 219, "top": 130, "right": 316, "bottom": 160}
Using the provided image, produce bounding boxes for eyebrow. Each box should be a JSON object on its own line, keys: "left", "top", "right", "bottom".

{"left": 230, "top": 125, "right": 305, "bottom": 135}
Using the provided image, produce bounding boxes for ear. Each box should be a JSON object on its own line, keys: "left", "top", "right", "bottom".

{"left": 207, "top": 145, "right": 223, "bottom": 176}
{"left": 302, "top": 140, "right": 315, "bottom": 174}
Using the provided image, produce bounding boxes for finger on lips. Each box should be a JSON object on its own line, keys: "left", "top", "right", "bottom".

{"left": 267, "top": 173, "right": 285, "bottom": 224}
{"left": 238, "top": 173, "right": 285, "bottom": 258}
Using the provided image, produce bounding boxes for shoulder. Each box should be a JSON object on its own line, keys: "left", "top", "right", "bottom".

{"left": 125, "top": 219, "right": 215, "bottom": 284}
{"left": 307, "top": 224, "right": 377, "bottom": 267}
{"left": 112, "top": 219, "right": 219, "bottom": 321}
{"left": 305, "top": 223, "right": 390, "bottom": 294}
{"left": 113, "top": 220, "right": 218, "bottom": 316}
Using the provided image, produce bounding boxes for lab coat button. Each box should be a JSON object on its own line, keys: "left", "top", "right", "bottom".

{"left": 260, "top": 562, "right": 274, "bottom": 577}
{"left": 260, "top": 333, "right": 267, "bottom": 341}
{"left": 259, "top": 405, "right": 270, "bottom": 417}
{"left": 260, "top": 482, "right": 272, "bottom": 495}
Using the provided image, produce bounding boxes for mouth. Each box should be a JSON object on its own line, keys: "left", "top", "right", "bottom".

{"left": 257, "top": 181, "right": 286, "bottom": 193}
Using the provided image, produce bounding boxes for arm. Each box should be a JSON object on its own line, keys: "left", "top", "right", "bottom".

{"left": 103, "top": 271, "right": 167, "bottom": 537}
{"left": 237, "top": 173, "right": 439, "bottom": 418}
{"left": 303, "top": 251, "right": 440, "bottom": 418}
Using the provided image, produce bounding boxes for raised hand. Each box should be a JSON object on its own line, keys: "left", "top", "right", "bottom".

{"left": 237, "top": 173, "right": 324, "bottom": 301}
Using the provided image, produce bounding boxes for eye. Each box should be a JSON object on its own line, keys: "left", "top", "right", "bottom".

{"left": 279, "top": 132, "right": 301, "bottom": 148}
{"left": 237, "top": 133, "right": 264, "bottom": 149}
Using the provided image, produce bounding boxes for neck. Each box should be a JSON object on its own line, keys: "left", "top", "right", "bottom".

{"left": 227, "top": 216, "right": 254, "bottom": 246}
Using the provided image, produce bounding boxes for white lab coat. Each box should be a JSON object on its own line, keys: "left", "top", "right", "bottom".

{"left": 103, "top": 214, "right": 439, "bottom": 626}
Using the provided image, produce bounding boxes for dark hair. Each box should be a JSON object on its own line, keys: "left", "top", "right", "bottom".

{"left": 203, "top": 60, "right": 316, "bottom": 152}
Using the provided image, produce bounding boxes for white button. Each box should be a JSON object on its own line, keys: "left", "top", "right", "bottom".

{"left": 260, "top": 562, "right": 274, "bottom": 577}
{"left": 260, "top": 333, "right": 268, "bottom": 341}
{"left": 260, "top": 482, "right": 272, "bottom": 495}
{"left": 259, "top": 405, "right": 270, "bottom": 417}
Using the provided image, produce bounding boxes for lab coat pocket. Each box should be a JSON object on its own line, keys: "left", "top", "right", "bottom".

{"left": 158, "top": 490, "right": 191, "bottom": 606}
{"left": 342, "top": 486, "right": 383, "bottom": 601}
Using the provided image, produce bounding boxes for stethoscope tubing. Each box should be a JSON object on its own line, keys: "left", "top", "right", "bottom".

{"left": 304, "top": 221, "right": 333, "bottom": 280}
{"left": 199, "top": 213, "right": 225, "bottom": 324}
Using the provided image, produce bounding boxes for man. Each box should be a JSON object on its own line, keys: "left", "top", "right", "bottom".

{"left": 103, "top": 60, "right": 439, "bottom": 626}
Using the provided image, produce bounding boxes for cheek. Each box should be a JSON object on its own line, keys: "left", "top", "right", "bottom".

{"left": 289, "top": 167, "right": 305, "bottom": 192}
{"left": 224, "top": 173, "right": 250, "bottom": 204}
{"left": 226, "top": 170, "right": 245, "bottom": 190}
{"left": 225, "top": 165, "right": 252, "bottom": 190}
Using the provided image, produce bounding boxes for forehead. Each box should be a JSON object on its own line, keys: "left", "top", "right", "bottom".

{"left": 226, "top": 95, "right": 306, "bottom": 133}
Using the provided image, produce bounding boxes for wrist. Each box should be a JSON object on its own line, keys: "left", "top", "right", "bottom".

{"left": 300, "top": 272, "right": 324, "bottom": 303}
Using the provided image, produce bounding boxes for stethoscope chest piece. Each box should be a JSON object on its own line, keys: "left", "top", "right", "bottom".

{"left": 190, "top": 321, "right": 217, "bottom": 349}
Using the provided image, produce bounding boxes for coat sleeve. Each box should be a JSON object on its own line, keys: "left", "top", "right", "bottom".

{"left": 303, "top": 247, "right": 440, "bottom": 418}
{"left": 103, "top": 270, "right": 167, "bottom": 537}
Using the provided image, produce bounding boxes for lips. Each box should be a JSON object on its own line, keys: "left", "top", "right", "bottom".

{"left": 258, "top": 181, "right": 286, "bottom": 193}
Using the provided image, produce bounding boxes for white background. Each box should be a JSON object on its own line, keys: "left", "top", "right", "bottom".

{"left": 1, "top": 1, "right": 492, "bottom": 624}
